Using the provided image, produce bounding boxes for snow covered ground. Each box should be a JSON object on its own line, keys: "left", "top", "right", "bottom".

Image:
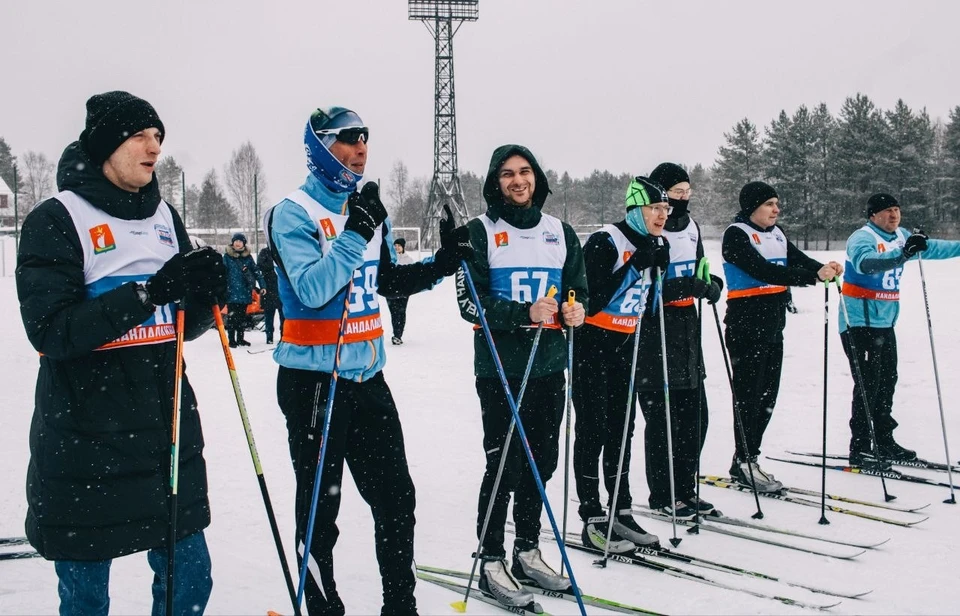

{"left": 2, "top": 240, "right": 959, "bottom": 615}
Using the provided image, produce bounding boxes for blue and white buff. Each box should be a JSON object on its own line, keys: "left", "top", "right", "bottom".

{"left": 304, "top": 121, "right": 362, "bottom": 194}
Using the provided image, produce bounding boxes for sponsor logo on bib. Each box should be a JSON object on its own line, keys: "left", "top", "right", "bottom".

{"left": 90, "top": 225, "right": 116, "bottom": 254}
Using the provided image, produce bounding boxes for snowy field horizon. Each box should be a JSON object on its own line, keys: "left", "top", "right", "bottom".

{"left": 2, "top": 240, "right": 960, "bottom": 615}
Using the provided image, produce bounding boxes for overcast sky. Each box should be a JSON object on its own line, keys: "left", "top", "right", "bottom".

{"left": 2, "top": 0, "right": 958, "bottom": 205}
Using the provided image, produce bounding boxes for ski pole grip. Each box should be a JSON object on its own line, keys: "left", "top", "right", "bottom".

{"left": 567, "top": 290, "right": 575, "bottom": 306}
{"left": 547, "top": 285, "right": 558, "bottom": 299}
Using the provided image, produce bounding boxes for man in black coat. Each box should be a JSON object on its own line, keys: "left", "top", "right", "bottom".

{"left": 721, "top": 181, "right": 841, "bottom": 492}
{"left": 258, "top": 246, "right": 284, "bottom": 344}
{"left": 16, "top": 91, "right": 226, "bottom": 615}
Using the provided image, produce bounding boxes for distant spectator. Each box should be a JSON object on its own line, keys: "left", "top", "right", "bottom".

{"left": 257, "top": 246, "right": 284, "bottom": 344}
{"left": 223, "top": 233, "right": 265, "bottom": 347}
{"left": 386, "top": 238, "right": 414, "bottom": 344}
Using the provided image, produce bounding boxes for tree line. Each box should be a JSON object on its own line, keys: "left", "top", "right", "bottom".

{"left": 4, "top": 93, "right": 960, "bottom": 248}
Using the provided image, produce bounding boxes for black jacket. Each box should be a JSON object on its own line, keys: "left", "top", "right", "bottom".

{"left": 16, "top": 142, "right": 213, "bottom": 561}
{"left": 722, "top": 213, "right": 822, "bottom": 341}
{"left": 258, "top": 247, "right": 282, "bottom": 311}
{"left": 636, "top": 214, "right": 708, "bottom": 391}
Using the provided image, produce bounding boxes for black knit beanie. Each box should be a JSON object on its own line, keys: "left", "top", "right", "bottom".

{"left": 739, "top": 181, "right": 778, "bottom": 214}
{"left": 866, "top": 193, "right": 899, "bottom": 217}
{"left": 650, "top": 163, "right": 690, "bottom": 192}
{"left": 80, "top": 91, "right": 165, "bottom": 166}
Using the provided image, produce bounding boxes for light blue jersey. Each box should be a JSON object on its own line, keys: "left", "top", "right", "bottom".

{"left": 840, "top": 222, "right": 960, "bottom": 332}
{"left": 264, "top": 174, "right": 402, "bottom": 381}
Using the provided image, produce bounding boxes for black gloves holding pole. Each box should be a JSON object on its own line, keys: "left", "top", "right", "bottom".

{"left": 433, "top": 203, "right": 474, "bottom": 275}
{"left": 146, "top": 247, "right": 228, "bottom": 306}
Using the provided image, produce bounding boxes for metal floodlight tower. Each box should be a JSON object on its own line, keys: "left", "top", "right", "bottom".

{"left": 409, "top": 0, "right": 478, "bottom": 249}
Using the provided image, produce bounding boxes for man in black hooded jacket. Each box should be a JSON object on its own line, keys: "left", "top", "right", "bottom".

{"left": 456, "top": 144, "right": 587, "bottom": 608}
{"left": 16, "top": 91, "right": 226, "bottom": 615}
{"left": 636, "top": 163, "right": 722, "bottom": 519}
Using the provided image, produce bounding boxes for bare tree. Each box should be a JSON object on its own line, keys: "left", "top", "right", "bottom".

{"left": 387, "top": 160, "right": 409, "bottom": 214}
{"left": 223, "top": 141, "right": 266, "bottom": 236}
{"left": 21, "top": 151, "right": 54, "bottom": 209}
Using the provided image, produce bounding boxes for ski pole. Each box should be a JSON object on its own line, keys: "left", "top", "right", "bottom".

{"left": 560, "top": 289, "right": 575, "bottom": 576}
{"left": 460, "top": 266, "right": 587, "bottom": 616}
{"left": 297, "top": 280, "right": 354, "bottom": 609}
{"left": 690, "top": 258, "right": 709, "bottom": 535}
{"left": 914, "top": 245, "right": 956, "bottom": 505}
{"left": 835, "top": 282, "right": 896, "bottom": 502}
{"left": 166, "top": 306, "right": 186, "bottom": 616}
{"left": 599, "top": 269, "right": 647, "bottom": 565}
{"left": 456, "top": 286, "right": 557, "bottom": 612}
{"left": 710, "top": 302, "right": 764, "bottom": 519}
{"left": 819, "top": 280, "right": 831, "bottom": 525}
{"left": 212, "top": 306, "right": 301, "bottom": 615}
{"left": 654, "top": 265, "right": 682, "bottom": 547}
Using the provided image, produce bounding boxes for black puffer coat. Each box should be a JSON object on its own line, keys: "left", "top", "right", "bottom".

{"left": 16, "top": 142, "right": 213, "bottom": 561}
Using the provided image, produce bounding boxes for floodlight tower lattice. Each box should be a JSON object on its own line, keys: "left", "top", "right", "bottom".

{"left": 409, "top": 0, "right": 478, "bottom": 249}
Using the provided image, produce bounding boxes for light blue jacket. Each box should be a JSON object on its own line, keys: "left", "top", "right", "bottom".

{"left": 267, "top": 174, "right": 403, "bottom": 381}
{"left": 840, "top": 222, "right": 960, "bottom": 332}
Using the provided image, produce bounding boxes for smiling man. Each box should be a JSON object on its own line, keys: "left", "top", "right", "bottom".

{"left": 840, "top": 193, "right": 960, "bottom": 468}
{"left": 16, "top": 90, "right": 226, "bottom": 615}
{"left": 455, "top": 145, "right": 587, "bottom": 610}
{"left": 721, "top": 181, "right": 842, "bottom": 493}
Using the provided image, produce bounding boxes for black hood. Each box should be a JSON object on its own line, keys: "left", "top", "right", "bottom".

{"left": 56, "top": 141, "right": 162, "bottom": 220}
{"left": 482, "top": 144, "right": 551, "bottom": 228}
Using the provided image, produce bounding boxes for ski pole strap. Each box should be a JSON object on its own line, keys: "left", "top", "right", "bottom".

{"left": 696, "top": 257, "right": 710, "bottom": 282}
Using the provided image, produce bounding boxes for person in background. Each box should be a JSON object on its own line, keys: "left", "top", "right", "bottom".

{"left": 223, "top": 232, "right": 265, "bottom": 347}
{"left": 258, "top": 246, "right": 284, "bottom": 344}
{"left": 16, "top": 90, "right": 226, "bottom": 616}
{"left": 386, "top": 237, "right": 414, "bottom": 344}
{"left": 840, "top": 193, "right": 960, "bottom": 467}
{"left": 636, "top": 163, "right": 722, "bottom": 520}
{"left": 721, "top": 181, "right": 842, "bottom": 492}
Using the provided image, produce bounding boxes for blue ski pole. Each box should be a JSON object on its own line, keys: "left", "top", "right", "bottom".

{"left": 296, "top": 280, "right": 354, "bottom": 609}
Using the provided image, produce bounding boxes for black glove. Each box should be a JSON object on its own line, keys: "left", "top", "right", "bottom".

{"left": 653, "top": 237, "right": 670, "bottom": 273}
{"left": 434, "top": 203, "right": 474, "bottom": 276}
{"left": 344, "top": 182, "right": 388, "bottom": 242}
{"left": 903, "top": 231, "right": 928, "bottom": 257}
{"left": 706, "top": 274, "right": 723, "bottom": 305}
{"left": 627, "top": 237, "right": 657, "bottom": 272}
{"left": 146, "top": 247, "right": 227, "bottom": 305}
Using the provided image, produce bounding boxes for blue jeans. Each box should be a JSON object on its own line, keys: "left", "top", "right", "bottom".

{"left": 55, "top": 531, "right": 213, "bottom": 616}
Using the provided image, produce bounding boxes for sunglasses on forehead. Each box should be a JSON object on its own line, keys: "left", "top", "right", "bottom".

{"left": 316, "top": 126, "right": 369, "bottom": 144}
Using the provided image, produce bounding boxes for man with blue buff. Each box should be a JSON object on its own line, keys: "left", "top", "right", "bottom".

{"left": 841, "top": 192, "right": 960, "bottom": 467}
{"left": 263, "top": 106, "right": 473, "bottom": 616}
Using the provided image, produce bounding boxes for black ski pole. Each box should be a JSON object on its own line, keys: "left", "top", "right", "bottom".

{"left": 653, "top": 265, "right": 683, "bottom": 547}
{"left": 711, "top": 303, "right": 764, "bottom": 519}
{"left": 836, "top": 282, "right": 896, "bottom": 502}
{"left": 689, "top": 258, "right": 710, "bottom": 535}
{"left": 213, "top": 306, "right": 301, "bottom": 615}
{"left": 166, "top": 306, "right": 186, "bottom": 616}
{"left": 914, "top": 244, "right": 956, "bottom": 505}
{"left": 819, "top": 281, "right": 830, "bottom": 525}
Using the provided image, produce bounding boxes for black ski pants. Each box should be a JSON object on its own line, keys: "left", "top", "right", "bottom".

{"left": 475, "top": 372, "right": 565, "bottom": 558}
{"left": 725, "top": 328, "right": 784, "bottom": 461}
{"left": 638, "top": 386, "right": 708, "bottom": 508}
{"left": 277, "top": 367, "right": 417, "bottom": 616}
{"left": 572, "top": 332, "right": 638, "bottom": 521}
{"left": 841, "top": 326, "right": 899, "bottom": 451}
{"left": 386, "top": 297, "right": 409, "bottom": 339}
